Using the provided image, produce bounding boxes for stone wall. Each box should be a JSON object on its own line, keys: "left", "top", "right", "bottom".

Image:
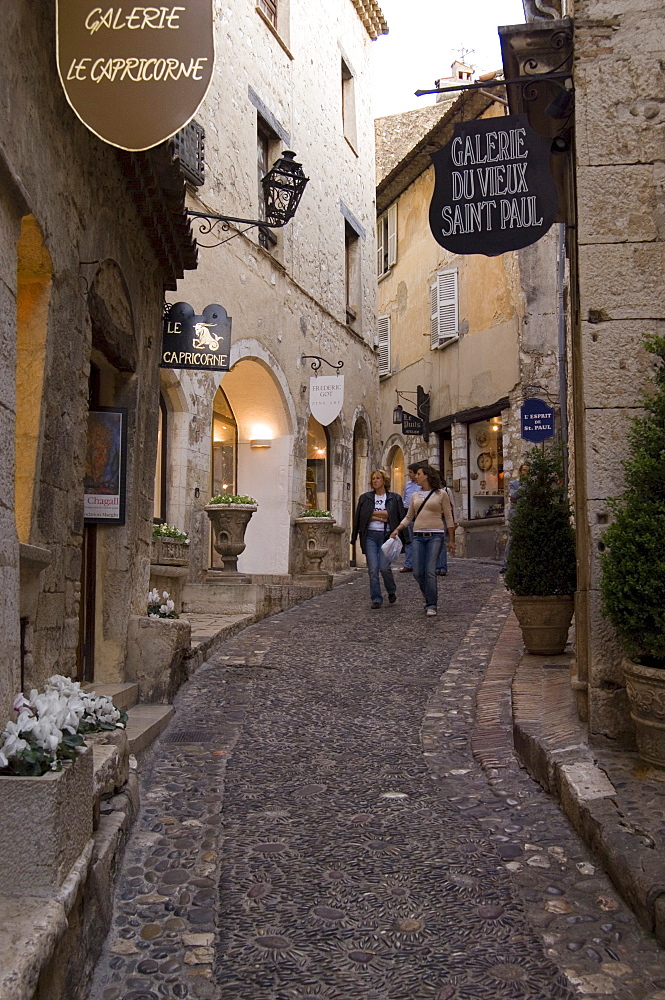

{"left": 571, "top": 0, "right": 664, "bottom": 742}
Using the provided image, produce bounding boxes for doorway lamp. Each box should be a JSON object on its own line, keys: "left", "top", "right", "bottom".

{"left": 188, "top": 151, "right": 309, "bottom": 248}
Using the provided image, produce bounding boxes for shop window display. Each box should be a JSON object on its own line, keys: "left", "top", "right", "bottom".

{"left": 307, "top": 416, "right": 329, "bottom": 509}
{"left": 468, "top": 417, "right": 504, "bottom": 519}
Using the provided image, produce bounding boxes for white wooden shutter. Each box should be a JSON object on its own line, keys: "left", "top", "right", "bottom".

{"left": 377, "top": 315, "right": 391, "bottom": 376}
{"left": 430, "top": 268, "right": 459, "bottom": 349}
{"left": 376, "top": 217, "right": 385, "bottom": 276}
{"left": 387, "top": 204, "right": 397, "bottom": 267}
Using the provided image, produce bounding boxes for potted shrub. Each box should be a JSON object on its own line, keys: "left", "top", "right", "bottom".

{"left": 599, "top": 334, "right": 665, "bottom": 768}
{"left": 151, "top": 523, "right": 190, "bottom": 566}
{"left": 504, "top": 446, "right": 577, "bottom": 654}
{"left": 294, "top": 509, "right": 335, "bottom": 575}
{"left": 204, "top": 494, "right": 257, "bottom": 572}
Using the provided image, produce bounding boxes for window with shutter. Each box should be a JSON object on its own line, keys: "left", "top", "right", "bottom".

{"left": 430, "top": 268, "right": 459, "bottom": 350}
{"left": 377, "top": 315, "right": 391, "bottom": 376}
{"left": 376, "top": 204, "right": 397, "bottom": 276}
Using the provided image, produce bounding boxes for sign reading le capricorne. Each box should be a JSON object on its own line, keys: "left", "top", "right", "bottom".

{"left": 429, "top": 114, "right": 558, "bottom": 257}
{"left": 161, "top": 302, "right": 231, "bottom": 372}
{"left": 56, "top": 1, "right": 214, "bottom": 150}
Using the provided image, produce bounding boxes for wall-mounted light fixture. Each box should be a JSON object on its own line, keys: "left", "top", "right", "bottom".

{"left": 250, "top": 439, "right": 272, "bottom": 449}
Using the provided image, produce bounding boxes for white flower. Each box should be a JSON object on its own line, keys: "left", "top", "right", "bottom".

{"left": 13, "top": 693, "right": 31, "bottom": 712}
{"left": 2, "top": 723, "right": 29, "bottom": 758}
{"left": 148, "top": 588, "right": 161, "bottom": 604}
{"left": 0, "top": 749, "right": 8, "bottom": 769}
{"left": 149, "top": 612, "right": 160, "bottom": 619}
{"left": 162, "top": 591, "right": 169, "bottom": 601}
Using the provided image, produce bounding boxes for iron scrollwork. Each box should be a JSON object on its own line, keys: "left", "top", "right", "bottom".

{"left": 301, "top": 355, "right": 344, "bottom": 375}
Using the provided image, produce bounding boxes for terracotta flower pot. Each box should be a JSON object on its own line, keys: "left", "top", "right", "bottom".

{"left": 205, "top": 503, "right": 257, "bottom": 572}
{"left": 510, "top": 594, "right": 574, "bottom": 655}
{"left": 623, "top": 657, "right": 665, "bottom": 769}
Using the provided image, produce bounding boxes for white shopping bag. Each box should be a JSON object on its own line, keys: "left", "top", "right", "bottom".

{"left": 381, "top": 535, "right": 402, "bottom": 564}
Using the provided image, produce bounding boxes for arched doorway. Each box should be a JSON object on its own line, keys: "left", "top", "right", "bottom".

{"left": 387, "top": 444, "right": 405, "bottom": 499}
{"left": 306, "top": 415, "right": 330, "bottom": 510}
{"left": 351, "top": 416, "right": 370, "bottom": 564}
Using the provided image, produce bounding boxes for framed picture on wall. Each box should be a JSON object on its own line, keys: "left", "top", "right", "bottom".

{"left": 84, "top": 407, "right": 127, "bottom": 524}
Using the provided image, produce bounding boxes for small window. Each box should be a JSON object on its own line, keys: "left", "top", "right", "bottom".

{"left": 345, "top": 222, "right": 361, "bottom": 329}
{"left": 377, "top": 315, "right": 391, "bottom": 377}
{"left": 307, "top": 416, "right": 329, "bottom": 510}
{"left": 258, "top": 0, "right": 277, "bottom": 26}
{"left": 430, "top": 268, "right": 459, "bottom": 350}
{"left": 341, "top": 59, "right": 357, "bottom": 151}
{"left": 377, "top": 204, "right": 397, "bottom": 276}
{"left": 257, "top": 118, "right": 279, "bottom": 250}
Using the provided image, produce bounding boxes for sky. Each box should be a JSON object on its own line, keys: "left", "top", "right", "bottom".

{"left": 371, "top": 0, "right": 525, "bottom": 119}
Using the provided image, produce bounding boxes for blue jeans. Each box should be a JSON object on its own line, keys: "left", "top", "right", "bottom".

{"left": 403, "top": 523, "right": 414, "bottom": 569}
{"left": 436, "top": 529, "right": 448, "bottom": 572}
{"left": 365, "top": 531, "right": 396, "bottom": 604}
{"left": 412, "top": 533, "right": 444, "bottom": 609}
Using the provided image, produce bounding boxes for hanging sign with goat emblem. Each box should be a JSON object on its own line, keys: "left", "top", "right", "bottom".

{"left": 161, "top": 302, "right": 231, "bottom": 371}
{"left": 56, "top": 1, "right": 215, "bottom": 151}
{"left": 429, "top": 113, "right": 558, "bottom": 256}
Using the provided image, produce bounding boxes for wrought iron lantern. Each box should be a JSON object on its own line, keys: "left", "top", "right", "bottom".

{"left": 392, "top": 404, "right": 404, "bottom": 425}
{"left": 262, "top": 151, "right": 309, "bottom": 227}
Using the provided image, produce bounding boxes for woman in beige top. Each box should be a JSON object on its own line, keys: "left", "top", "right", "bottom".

{"left": 390, "top": 464, "right": 455, "bottom": 617}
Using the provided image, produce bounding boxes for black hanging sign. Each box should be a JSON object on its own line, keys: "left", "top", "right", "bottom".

{"left": 402, "top": 412, "right": 424, "bottom": 436}
{"left": 429, "top": 114, "right": 558, "bottom": 257}
{"left": 521, "top": 398, "right": 555, "bottom": 442}
{"left": 161, "top": 302, "right": 232, "bottom": 371}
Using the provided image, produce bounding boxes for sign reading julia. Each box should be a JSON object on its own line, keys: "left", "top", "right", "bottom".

{"left": 429, "top": 114, "right": 558, "bottom": 257}
{"left": 56, "top": 1, "right": 214, "bottom": 150}
{"left": 309, "top": 376, "right": 344, "bottom": 426}
{"left": 521, "top": 398, "right": 555, "bottom": 442}
{"left": 161, "top": 302, "right": 231, "bottom": 371}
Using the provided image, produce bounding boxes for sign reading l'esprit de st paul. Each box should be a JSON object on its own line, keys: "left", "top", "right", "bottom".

{"left": 56, "top": 2, "right": 214, "bottom": 150}
{"left": 161, "top": 302, "right": 231, "bottom": 371}
{"left": 429, "top": 114, "right": 558, "bottom": 257}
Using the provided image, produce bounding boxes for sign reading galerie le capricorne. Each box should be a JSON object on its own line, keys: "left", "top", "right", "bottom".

{"left": 56, "top": 2, "right": 214, "bottom": 150}
{"left": 429, "top": 114, "right": 558, "bottom": 257}
{"left": 161, "top": 302, "right": 231, "bottom": 371}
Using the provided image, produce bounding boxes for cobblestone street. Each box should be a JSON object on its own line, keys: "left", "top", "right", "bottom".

{"left": 89, "top": 562, "right": 665, "bottom": 1000}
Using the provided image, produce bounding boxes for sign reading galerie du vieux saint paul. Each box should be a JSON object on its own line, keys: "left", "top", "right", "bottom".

{"left": 429, "top": 114, "right": 558, "bottom": 257}
{"left": 161, "top": 302, "right": 231, "bottom": 372}
{"left": 56, "top": 1, "right": 214, "bottom": 150}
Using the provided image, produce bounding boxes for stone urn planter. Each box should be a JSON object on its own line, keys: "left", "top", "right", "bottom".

{"left": 151, "top": 536, "right": 189, "bottom": 566}
{"left": 205, "top": 503, "right": 257, "bottom": 572}
{"left": 0, "top": 745, "right": 93, "bottom": 895}
{"left": 510, "top": 594, "right": 575, "bottom": 655}
{"left": 623, "top": 658, "right": 665, "bottom": 769}
{"left": 295, "top": 516, "right": 335, "bottom": 575}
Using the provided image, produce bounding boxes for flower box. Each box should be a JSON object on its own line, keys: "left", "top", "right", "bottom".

{"left": 151, "top": 537, "right": 190, "bottom": 567}
{"left": 0, "top": 745, "right": 93, "bottom": 895}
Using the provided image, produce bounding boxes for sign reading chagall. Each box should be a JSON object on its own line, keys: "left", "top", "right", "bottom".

{"left": 161, "top": 302, "right": 231, "bottom": 371}
{"left": 56, "top": 1, "right": 214, "bottom": 151}
{"left": 429, "top": 114, "right": 558, "bottom": 257}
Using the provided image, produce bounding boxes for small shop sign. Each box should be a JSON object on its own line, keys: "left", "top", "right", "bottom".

{"left": 84, "top": 407, "right": 127, "bottom": 523}
{"left": 309, "top": 376, "right": 345, "bottom": 426}
{"left": 56, "top": 1, "right": 214, "bottom": 150}
{"left": 429, "top": 113, "right": 558, "bottom": 256}
{"left": 160, "top": 302, "right": 231, "bottom": 371}
{"left": 521, "top": 398, "right": 555, "bottom": 442}
{"left": 402, "top": 412, "right": 424, "bottom": 436}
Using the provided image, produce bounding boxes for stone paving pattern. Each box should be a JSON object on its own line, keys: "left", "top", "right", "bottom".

{"left": 88, "top": 561, "right": 665, "bottom": 1000}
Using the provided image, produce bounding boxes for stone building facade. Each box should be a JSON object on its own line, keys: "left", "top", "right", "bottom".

{"left": 158, "top": 0, "right": 387, "bottom": 606}
{"left": 375, "top": 89, "right": 561, "bottom": 560}
{"left": 504, "top": 1, "right": 665, "bottom": 744}
{"left": 0, "top": 3, "right": 196, "bottom": 722}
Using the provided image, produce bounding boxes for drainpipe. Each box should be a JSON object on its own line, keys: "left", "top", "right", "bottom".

{"left": 557, "top": 222, "right": 569, "bottom": 488}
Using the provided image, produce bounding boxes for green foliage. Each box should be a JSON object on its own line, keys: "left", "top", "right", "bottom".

{"left": 152, "top": 523, "right": 189, "bottom": 542}
{"left": 207, "top": 494, "right": 257, "bottom": 506}
{"left": 600, "top": 335, "right": 665, "bottom": 664}
{"left": 298, "top": 509, "right": 332, "bottom": 518}
{"left": 504, "top": 446, "right": 576, "bottom": 596}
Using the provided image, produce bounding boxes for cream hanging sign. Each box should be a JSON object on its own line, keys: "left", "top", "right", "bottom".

{"left": 309, "top": 376, "right": 344, "bottom": 426}
{"left": 56, "top": 2, "right": 215, "bottom": 151}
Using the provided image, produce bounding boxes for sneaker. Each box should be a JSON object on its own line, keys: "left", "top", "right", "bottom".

{"left": 371, "top": 601, "right": 382, "bottom": 609}
{"left": 426, "top": 607, "right": 437, "bottom": 617}
{"left": 436, "top": 570, "right": 447, "bottom": 576}
{"left": 388, "top": 593, "right": 397, "bottom": 604}
{"left": 399, "top": 567, "right": 412, "bottom": 573}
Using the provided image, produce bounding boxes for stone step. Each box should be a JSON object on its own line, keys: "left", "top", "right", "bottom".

{"left": 124, "top": 703, "right": 175, "bottom": 755}
{"left": 83, "top": 682, "right": 140, "bottom": 712}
